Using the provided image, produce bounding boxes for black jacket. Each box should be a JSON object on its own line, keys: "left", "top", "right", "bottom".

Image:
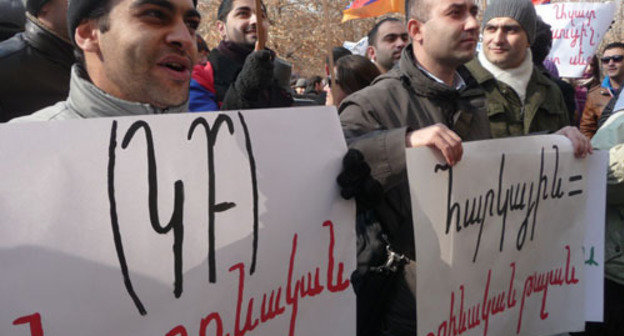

{"left": 0, "top": 16, "right": 74, "bottom": 122}
{"left": 208, "top": 41, "right": 292, "bottom": 110}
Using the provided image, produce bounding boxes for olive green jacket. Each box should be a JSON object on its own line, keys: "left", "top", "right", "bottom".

{"left": 466, "top": 57, "right": 570, "bottom": 138}
{"left": 592, "top": 112, "right": 624, "bottom": 285}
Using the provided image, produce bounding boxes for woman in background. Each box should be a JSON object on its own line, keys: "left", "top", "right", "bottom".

{"left": 325, "top": 55, "right": 380, "bottom": 108}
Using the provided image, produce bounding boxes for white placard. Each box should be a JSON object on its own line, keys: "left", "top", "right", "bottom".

{"left": 343, "top": 36, "right": 369, "bottom": 57}
{"left": 536, "top": 2, "right": 616, "bottom": 78}
{"left": 407, "top": 135, "right": 607, "bottom": 336}
{"left": 0, "top": 107, "right": 356, "bottom": 336}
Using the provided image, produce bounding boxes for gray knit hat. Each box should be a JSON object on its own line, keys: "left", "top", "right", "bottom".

{"left": 483, "top": 0, "right": 537, "bottom": 44}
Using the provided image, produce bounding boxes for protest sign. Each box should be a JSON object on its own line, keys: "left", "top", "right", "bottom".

{"left": 581, "top": 150, "right": 606, "bottom": 322}
{"left": 536, "top": 2, "right": 616, "bottom": 78}
{"left": 343, "top": 36, "right": 369, "bottom": 57}
{"left": 0, "top": 107, "right": 356, "bottom": 336}
{"left": 406, "top": 135, "right": 607, "bottom": 336}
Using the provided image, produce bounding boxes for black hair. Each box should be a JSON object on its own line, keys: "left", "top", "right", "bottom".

{"left": 604, "top": 42, "right": 624, "bottom": 53}
{"left": 74, "top": 2, "right": 112, "bottom": 73}
{"left": 335, "top": 55, "right": 380, "bottom": 95}
{"left": 325, "top": 46, "right": 352, "bottom": 65}
{"left": 217, "top": 0, "right": 267, "bottom": 22}
{"left": 367, "top": 17, "right": 401, "bottom": 47}
{"left": 304, "top": 75, "right": 323, "bottom": 94}
{"left": 196, "top": 33, "right": 208, "bottom": 52}
{"left": 531, "top": 17, "right": 552, "bottom": 65}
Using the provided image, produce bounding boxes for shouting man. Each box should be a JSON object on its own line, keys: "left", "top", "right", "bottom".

{"left": 13, "top": 0, "right": 200, "bottom": 122}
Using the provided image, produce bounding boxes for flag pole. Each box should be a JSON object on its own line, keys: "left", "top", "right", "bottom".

{"left": 323, "top": 0, "right": 337, "bottom": 104}
{"left": 255, "top": 0, "right": 266, "bottom": 51}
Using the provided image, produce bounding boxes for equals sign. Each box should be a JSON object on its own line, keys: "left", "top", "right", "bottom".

{"left": 568, "top": 175, "right": 583, "bottom": 196}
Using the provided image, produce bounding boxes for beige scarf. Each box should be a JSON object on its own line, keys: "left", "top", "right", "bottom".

{"left": 478, "top": 48, "right": 534, "bottom": 103}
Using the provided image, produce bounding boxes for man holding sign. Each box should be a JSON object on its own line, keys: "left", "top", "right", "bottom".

{"left": 12, "top": 0, "right": 201, "bottom": 122}
{"left": 339, "top": 0, "right": 593, "bottom": 335}
{"left": 339, "top": 0, "right": 490, "bottom": 334}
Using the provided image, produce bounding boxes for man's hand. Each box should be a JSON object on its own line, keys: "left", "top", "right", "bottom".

{"left": 237, "top": 50, "right": 273, "bottom": 96}
{"left": 406, "top": 123, "right": 463, "bottom": 166}
{"left": 555, "top": 126, "right": 593, "bottom": 158}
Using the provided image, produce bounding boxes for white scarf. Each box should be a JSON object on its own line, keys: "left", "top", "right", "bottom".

{"left": 478, "top": 49, "right": 534, "bottom": 103}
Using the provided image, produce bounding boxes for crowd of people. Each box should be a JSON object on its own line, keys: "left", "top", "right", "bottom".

{"left": 0, "top": 0, "right": 623, "bottom": 335}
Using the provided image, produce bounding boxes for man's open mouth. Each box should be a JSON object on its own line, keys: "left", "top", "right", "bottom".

{"left": 158, "top": 55, "right": 192, "bottom": 73}
{"left": 163, "top": 62, "right": 187, "bottom": 72}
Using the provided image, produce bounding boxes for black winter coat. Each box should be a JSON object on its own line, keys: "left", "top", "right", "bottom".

{"left": 0, "top": 16, "right": 74, "bottom": 121}
{"left": 208, "top": 41, "right": 292, "bottom": 110}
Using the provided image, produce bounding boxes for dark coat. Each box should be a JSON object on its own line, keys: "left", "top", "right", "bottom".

{"left": 0, "top": 16, "right": 74, "bottom": 121}
{"left": 466, "top": 58, "right": 569, "bottom": 138}
{"left": 208, "top": 41, "right": 292, "bottom": 110}
{"left": 339, "top": 44, "right": 492, "bottom": 336}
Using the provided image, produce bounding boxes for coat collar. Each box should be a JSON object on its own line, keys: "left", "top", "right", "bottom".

{"left": 390, "top": 43, "right": 476, "bottom": 98}
{"left": 23, "top": 14, "right": 74, "bottom": 66}
{"left": 66, "top": 65, "right": 190, "bottom": 118}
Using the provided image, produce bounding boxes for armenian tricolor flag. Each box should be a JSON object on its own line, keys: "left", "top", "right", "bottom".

{"left": 342, "top": 0, "right": 405, "bottom": 22}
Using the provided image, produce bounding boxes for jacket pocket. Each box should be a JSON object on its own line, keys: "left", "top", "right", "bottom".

{"left": 487, "top": 102, "right": 523, "bottom": 137}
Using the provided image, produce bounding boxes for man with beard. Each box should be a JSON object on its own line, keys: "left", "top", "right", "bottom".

{"left": 189, "top": 0, "right": 292, "bottom": 111}
{"left": 13, "top": 0, "right": 200, "bottom": 121}
{"left": 365, "top": 17, "right": 408, "bottom": 74}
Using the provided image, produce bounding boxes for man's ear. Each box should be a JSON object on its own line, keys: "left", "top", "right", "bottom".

{"left": 74, "top": 20, "right": 100, "bottom": 54}
{"left": 407, "top": 18, "right": 423, "bottom": 44}
{"left": 216, "top": 20, "right": 227, "bottom": 40}
{"left": 366, "top": 45, "right": 376, "bottom": 61}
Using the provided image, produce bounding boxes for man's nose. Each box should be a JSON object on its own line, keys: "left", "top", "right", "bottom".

{"left": 491, "top": 29, "right": 506, "bottom": 44}
{"left": 167, "top": 18, "right": 195, "bottom": 52}
{"left": 465, "top": 14, "right": 480, "bottom": 32}
{"left": 395, "top": 38, "right": 407, "bottom": 49}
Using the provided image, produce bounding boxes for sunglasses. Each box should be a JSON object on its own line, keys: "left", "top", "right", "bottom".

{"left": 601, "top": 55, "right": 624, "bottom": 64}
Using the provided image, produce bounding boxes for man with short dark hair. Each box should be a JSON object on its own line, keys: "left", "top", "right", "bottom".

{"left": 189, "top": 0, "right": 292, "bottom": 111}
{"left": 466, "top": 0, "right": 590, "bottom": 157}
{"left": 0, "top": 0, "right": 74, "bottom": 121}
{"left": 13, "top": 0, "right": 200, "bottom": 121}
{"left": 581, "top": 42, "right": 624, "bottom": 138}
{"left": 339, "top": 0, "right": 488, "bottom": 334}
{"left": 366, "top": 17, "right": 408, "bottom": 73}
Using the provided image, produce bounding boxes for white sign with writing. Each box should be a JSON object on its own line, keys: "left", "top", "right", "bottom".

{"left": 0, "top": 107, "right": 356, "bottom": 336}
{"left": 536, "top": 2, "right": 616, "bottom": 78}
{"left": 406, "top": 135, "right": 607, "bottom": 336}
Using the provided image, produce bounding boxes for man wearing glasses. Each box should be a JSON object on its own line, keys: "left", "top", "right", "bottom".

{"left": 581, "top": 42, "right": 624, "bottom": 139}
